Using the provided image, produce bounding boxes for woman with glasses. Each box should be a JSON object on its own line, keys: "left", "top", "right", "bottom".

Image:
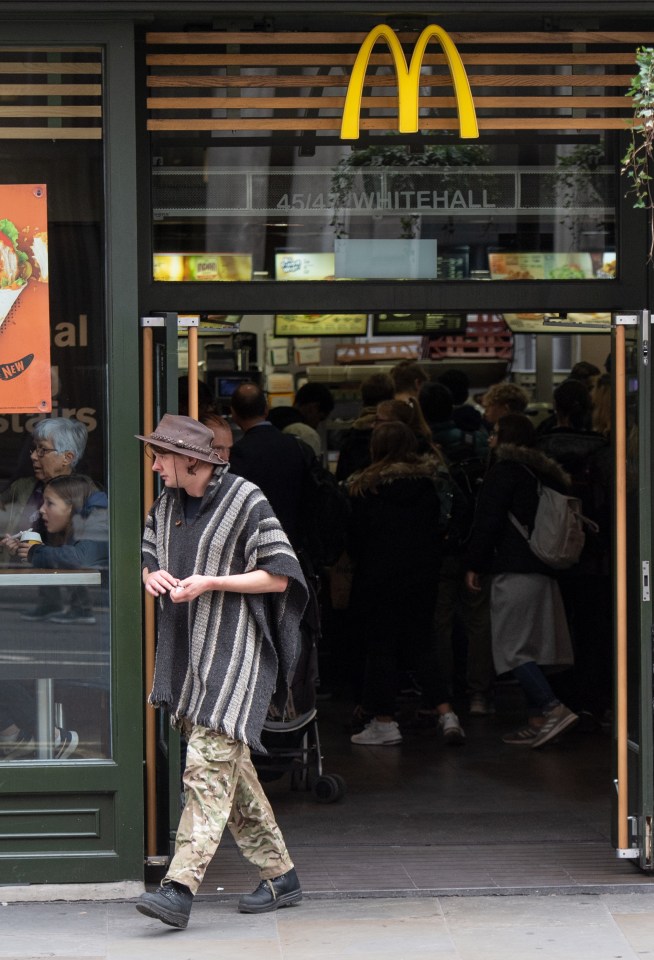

{"left": 0, "top": 417, "right": 87, "bottom": 552}
{"left": 0, "top": 418, "right": 88, "bottom": 619}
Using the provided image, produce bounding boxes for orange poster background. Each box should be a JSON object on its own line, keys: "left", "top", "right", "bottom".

{"left": 0, "top": 184, "right": 50, "bottom": 413}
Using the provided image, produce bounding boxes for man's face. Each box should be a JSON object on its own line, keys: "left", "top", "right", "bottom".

{"left": 210, "top": 425, "right": 232, "bottom": 462}
{"left": 146, "top": 445, "right": 186, "bottom": 487}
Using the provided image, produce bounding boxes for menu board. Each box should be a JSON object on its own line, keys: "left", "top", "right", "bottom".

{"left": 274, "top": 314, "right": 368, "bottom": 336}
{"left": 488, "top": 252, "right": 594, "bottom": 281}
{"left": 502, "top": 313, "right": 611, "bottom": 334}
{"left": 373, "top": 313, "right": 467, "bottom": 335}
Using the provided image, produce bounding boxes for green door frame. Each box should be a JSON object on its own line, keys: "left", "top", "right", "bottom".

{"left": 0, "top": 20, "right": 144, "bottom": 884}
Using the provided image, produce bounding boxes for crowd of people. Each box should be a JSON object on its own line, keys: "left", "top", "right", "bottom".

{"left": 176, "top": 358, "right": 612, "bottom": 753}
{"left": 0, "top": 359, "right": 613, "bottom": 928}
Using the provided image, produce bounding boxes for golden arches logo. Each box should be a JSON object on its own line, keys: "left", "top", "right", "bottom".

{"left": 341, "top": 24, "right": 479, "bottom": 140}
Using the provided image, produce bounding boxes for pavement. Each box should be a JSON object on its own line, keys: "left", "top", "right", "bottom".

{"left": 2, "top": 890, "right": 654, "bottom": 959}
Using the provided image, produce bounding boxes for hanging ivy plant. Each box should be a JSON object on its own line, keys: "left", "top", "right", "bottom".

{"left": 621, "top": 46, "right": 654, "bottom": 259}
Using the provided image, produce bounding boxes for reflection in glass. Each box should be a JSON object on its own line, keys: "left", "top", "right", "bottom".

{"left": 0, "top": 46, "right": 109, "bottom": 761}
{"left": 152, "top": 136, "right": 616, "bottom": 282}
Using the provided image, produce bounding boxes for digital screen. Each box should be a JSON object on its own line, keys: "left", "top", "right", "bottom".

{"left": 216, "top": 376, "right": 253, "bottom": 398}
{"left": 373, "top": 313, "right": 467, "bottom": 335}
{"left": 502, "top": 313, "right": 611, "bottom": 334}
{"left": 274, "top": 314, "right": 368, "bottom": 336}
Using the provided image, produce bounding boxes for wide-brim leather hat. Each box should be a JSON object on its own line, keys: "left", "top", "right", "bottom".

{"left": 135, "top": 413, "right": 223, "bottom": 464}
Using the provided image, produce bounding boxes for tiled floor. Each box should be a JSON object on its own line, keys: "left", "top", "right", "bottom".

{"left": 198, "top": 694, "right": 654, "bottom": 898}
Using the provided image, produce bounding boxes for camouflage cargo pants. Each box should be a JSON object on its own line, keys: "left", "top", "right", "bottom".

{"left": 165, "top": 723, "right": 294, "bottom": 895}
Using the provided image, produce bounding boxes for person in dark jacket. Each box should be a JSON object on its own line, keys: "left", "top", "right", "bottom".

{"left": 335, "top": 372, "right": 394, "bottom": 482}
{"left": 347, "top": 421, "right": 444, "bottom": 746}
{"left": 535, "top": 377, "right": 612, "bottom": 724}
{"left": 229, "top": 383, "right": 308, "bottom": 550}
{"left": 418, "top": 381, "right": 494, "bottom": 719}
{"left": 464, "top": 413, "right": 578, "bottom": 748}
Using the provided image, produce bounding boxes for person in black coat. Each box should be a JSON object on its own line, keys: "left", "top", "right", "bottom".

{"left": 346, "top": 421, "right": 444, "bottom": 747}
{"left": 228, "top": 384, "right": 308, "bottom": 551}
{"left": 464, "top": 413, "right": 578, "bottom": 749}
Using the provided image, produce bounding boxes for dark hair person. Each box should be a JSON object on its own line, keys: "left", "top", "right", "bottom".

{"left": 346, "top": 421, "right": 445, "bottom": 745}
{"left": 465, "top": 413, "right": 578, "bottom": 748}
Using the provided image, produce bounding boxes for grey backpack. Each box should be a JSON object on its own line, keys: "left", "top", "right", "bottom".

{"left": 509, "top": 467, "right": 597, "bottom": 570}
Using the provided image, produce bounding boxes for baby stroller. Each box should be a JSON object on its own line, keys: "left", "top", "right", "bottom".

{"left": 254, "top": 572, "right": 346, "bottom": 804}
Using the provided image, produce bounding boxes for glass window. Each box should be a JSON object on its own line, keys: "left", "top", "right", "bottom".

{"left": 151, "top": 135, "right": 616, "bottom": 282}
{"left": 0, "top": 46, "right": 109, "bottom": 762}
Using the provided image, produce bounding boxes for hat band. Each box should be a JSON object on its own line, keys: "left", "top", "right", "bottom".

{"left": 150, "top": 431, "right": 215, "bottom": 456}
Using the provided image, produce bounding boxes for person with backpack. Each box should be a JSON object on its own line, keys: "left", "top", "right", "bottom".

{"left": 533, "top": 378, "right": 612, "bottom": 728}
{"left": 464, "top": 413, "right": 578, "bottom": 748}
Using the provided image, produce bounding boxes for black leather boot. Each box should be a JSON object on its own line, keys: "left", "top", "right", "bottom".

{"left": 238, "top": 867, "right": 302, "bottom": 914}
{"left": 136, "top": 880, "right": 194, "bottom": 928}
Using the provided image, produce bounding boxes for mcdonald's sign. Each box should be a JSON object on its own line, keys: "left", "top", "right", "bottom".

{"left": 341, "top": 24, "right": 479, "bottom": 141}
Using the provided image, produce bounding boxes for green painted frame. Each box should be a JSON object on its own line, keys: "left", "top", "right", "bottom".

{"left": 0, "top": 20, "right": 144, "bottom": 884}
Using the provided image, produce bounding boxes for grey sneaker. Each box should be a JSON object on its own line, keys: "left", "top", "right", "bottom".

{"left": 438, "top": 711, "right": 466, "bottom": 745}
{"left": 531, "top": 704, "right": 578, "bottom": 749}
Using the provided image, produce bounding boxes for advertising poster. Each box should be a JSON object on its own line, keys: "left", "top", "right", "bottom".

{"left": 275, "top": 253, "right": 335, "bottom": 281}
{"left": 0, "top": 184, "right": 50, "bottom": 414}
{"left": 488, "top": 251, "right": 593, "bottom": 280}
{"left": 153, "top": 253, "right": 252, "bottom": 281}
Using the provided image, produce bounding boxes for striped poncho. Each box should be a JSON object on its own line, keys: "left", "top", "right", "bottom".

{"left": 142, "top": 467, "right": 308, "bottom": 753}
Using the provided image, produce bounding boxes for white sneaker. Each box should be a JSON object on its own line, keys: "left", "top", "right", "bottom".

{"left": 351, "top": 719, "right": 402, "bottom": 745}
{"left": 438, "top": 711, "right": 466, "bottom": 745}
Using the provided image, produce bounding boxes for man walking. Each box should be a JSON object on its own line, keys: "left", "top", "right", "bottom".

{"left": 134, "top": 414, "right": 308, "bottom": 930}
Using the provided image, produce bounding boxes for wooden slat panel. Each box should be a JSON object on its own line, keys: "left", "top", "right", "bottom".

{"left": 146, "top": 52, "right": 637, "bottom": 67}
{"left": 0, "top": 127, "right": 102, "bottom": 138}
{"left": 0, "top": 50, "right": 102, "bottom": 141}
{"left": 0, "top": 62, "right": 102, "bottom": 75}
{"left": 148, "top": 116, "right": 634, "bottom": 131}
{"left": 0, "top": 105, "right": 101, "bottom": 117}
{"left": 146, "top": 29, "right": 641, "bottom": 135}
{"left": 148, "top": 95, "right": 628, "bottom": 111}
{"left": 147, "top": 31, "right": 654, "bottom": 46}
{"left": 0, "top": 83, "right": 101, "bottom": 95}
{"left": 147, "top": 73, "right": 634, "bottom": 90}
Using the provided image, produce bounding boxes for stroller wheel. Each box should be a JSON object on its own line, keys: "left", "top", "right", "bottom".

{"left": 313, "top": 773, "right": 346, "bottom": 804}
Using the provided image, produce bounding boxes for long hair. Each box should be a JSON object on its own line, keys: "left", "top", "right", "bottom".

{"left": 349, "top": 421, "right": 421, "bottom": 495}
{"left": 42, "top": 474, "right": 98, "bottom": 541}
{"left": 376, "top": 397, "right": 432, "bottom": 442}
{"left": 591, "top": 373, "right": 611, "bottom": 437}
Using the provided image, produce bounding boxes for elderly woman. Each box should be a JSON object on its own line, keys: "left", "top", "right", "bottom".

{"left": 0, "top": 417, "right": 89, "bottom": 620}
{"left": 0, "top": 417, "right": 88, "bottom": 545}
{"left": 464, "top": 413, "right": 578, "bottom": 748}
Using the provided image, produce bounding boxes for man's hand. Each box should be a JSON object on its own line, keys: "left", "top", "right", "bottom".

{"left": 171, "top": 575, "right": 212, "bottom": 602}
{"left": 143, "top": 568, "right": 180, "bottom": 597}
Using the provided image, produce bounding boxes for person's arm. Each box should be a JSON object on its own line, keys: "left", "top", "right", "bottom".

{"left": 171, "top": 570, "right": 288, "bottom": 602}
